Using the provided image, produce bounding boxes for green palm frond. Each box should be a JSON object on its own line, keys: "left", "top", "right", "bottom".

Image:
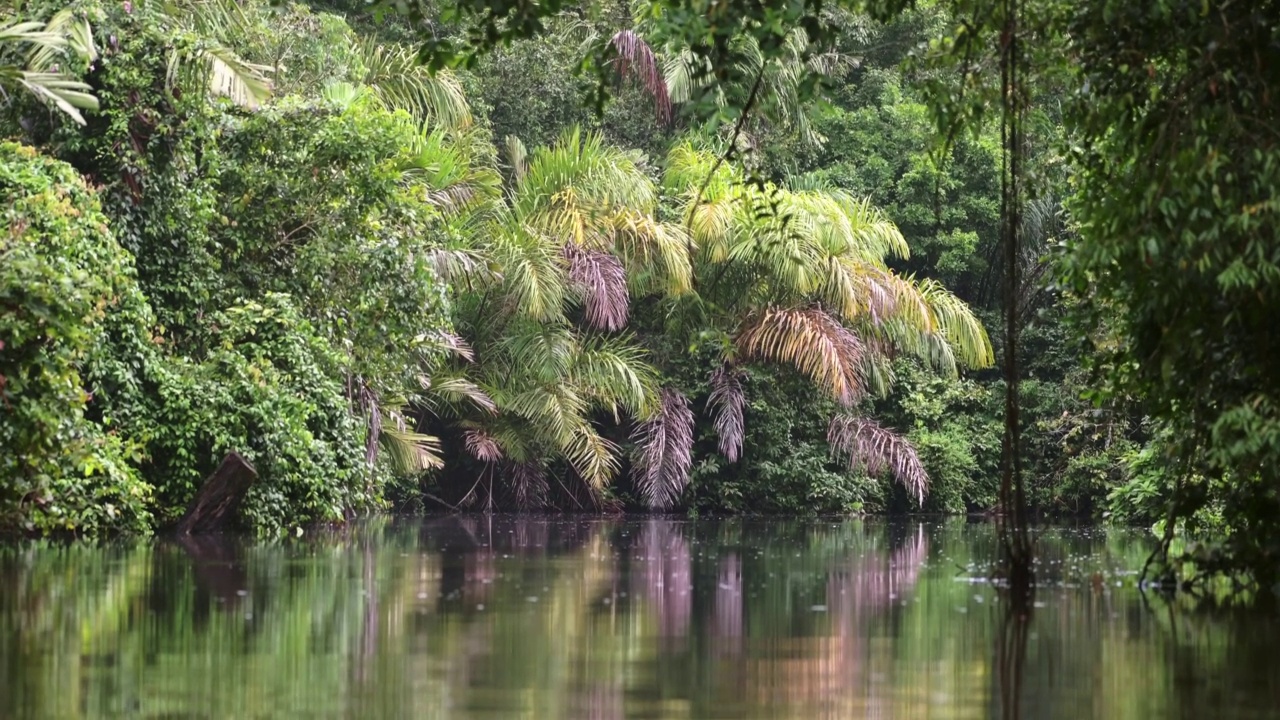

{"left": 497, "top": 321, "right": 578, "bottom": 387}
{"left": 503, "top": 384, "right": 587, "bottom": 447}
{"left": 354, "top": 38, "right": 471, "bottom": 129}
{"left": 11, "top": 71, "right": 98, "bottom": 123}
{"left": 380, "top": 426, "right": 444, "bottom": 474}
{"left": 400, "top": 127, "right": 503, "bottom": 214}
{"left": 26, "top": 9, "right": 97, "bottom": 71}
{"left": 320, "top": 80, "right": 370, "bottom": 109}
{"left": 571, "top": 335, "right": 660, "bottom": 420}
{"left": 1, "top": 16, "right": 99, "bottom": 124}
{"left": 165, "top": 38, "right": 272, "bottom": 108}
{"left": 491, "top": 228, "right": 568, "bottom": 322}
{"left": 913, "top": 277, "right": 994, "bottom": 369}
{"left": 415, "top": 371, "right": 498, "bottom": 418}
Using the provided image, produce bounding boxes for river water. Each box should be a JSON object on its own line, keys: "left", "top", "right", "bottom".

{"left": 1, "top": 517, "right": 1277, "bottom": 719}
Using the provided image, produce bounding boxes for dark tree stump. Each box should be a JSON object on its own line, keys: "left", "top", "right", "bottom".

{"left": 175, "top": 452, "right": 257, "bottom": 535}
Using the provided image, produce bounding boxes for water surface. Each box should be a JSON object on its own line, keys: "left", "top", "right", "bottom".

{"left": 2, "top": 517, "right": 1277, "bottom": 719}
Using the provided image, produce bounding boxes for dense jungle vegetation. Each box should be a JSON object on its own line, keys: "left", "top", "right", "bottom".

{"left": 2, "top": 0, "right": 1277, "bottom": 587}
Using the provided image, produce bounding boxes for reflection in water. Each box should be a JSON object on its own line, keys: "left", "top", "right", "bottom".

{"left": 0, "top": 519, "right": 1278, "bottom": 719}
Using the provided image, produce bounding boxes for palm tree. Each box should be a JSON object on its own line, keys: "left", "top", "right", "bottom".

{"left": 409, "top": 128, "right": 690, "bottom": 508}
{"left": 652, "top": 142, "right": 993, "bottom": 507}
{"left": 0, "top": 11, "right": 98, "bottom": 123}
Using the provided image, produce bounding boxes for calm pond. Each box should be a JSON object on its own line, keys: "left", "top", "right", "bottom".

{"left": 2, "top": 517, "right": 1277, "bottom": 719}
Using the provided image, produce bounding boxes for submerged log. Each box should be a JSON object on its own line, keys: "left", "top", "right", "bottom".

{"left": 175, "top": 452, "right": 257, "bottom": 535}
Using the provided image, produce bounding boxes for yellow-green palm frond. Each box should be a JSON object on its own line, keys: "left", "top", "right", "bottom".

{"left": 726, "top": 202, "right": 824, "bottom": 297}
{"left": 503, "top": 383, "right": 587, "bottom": 449}
{"left": 380, "top": 426, "right": 444, "bottom": 474}
{"left": 400, "top": 127, "right": 503, "bottom": 215}
{"left": 564, "top": 422, "right": 621, "bottom": 490}
{"left": 515, "top": 127, "right": 658, "bottom": 241}
{"left": 663, "top": 141, "right": 734, "bottom": 195}
{"left": 571, "top": 335, "right": 660, "bottom": 420}
{"left": 735, "top": 305, "right": 867, "bottom": 406}
{"left": 354, "top": 38, "right": 471, "bottom": 129}
{"left": 686, "top": 191, "right": 736, "bottom": 262}
{"left": 913, "top": 277, "right": 994, "bottom": 369}
{"left": 491, "top": 228, "right": 568, "bottom": 323}
{"left": 788, "top": 191, "right": 909, "bottom": 264}
{"left": 838, "top": 194, "right": 910, "bottom": 261}
{"left": 611, "top": 211, "right": 693, "bottom": 295}
{"left": 822, "top": 259, "right": 930, "bottom": 328}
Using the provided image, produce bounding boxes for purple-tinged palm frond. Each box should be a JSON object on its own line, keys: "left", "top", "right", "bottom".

{"left": 827, "top": 415, "right": 927, "bottom": 505}
{"left": 564, "top": 244, "right": 630, "bottom": 331}
{"left": 510, "top": 461, "right": 549, "bottom": 510}
{"left": 464, "top": 429, "right": 504, "bottom": 463}
{"left": 735, "top": 306, "right": 866, "bottom": 406}
{"left": 609, "top": 30, "right": 671, "bottom": 124}
{"left": 708, "top": 364, "right": 746, "bottom": 462}
{"left": 632, "top": 388, "right": 694, "bottom": 508}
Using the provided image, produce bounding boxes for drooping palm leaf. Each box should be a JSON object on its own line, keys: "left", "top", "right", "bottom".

{"left": 735, "top": 305, "right": 867, "bottom": 406}
{"left": 565, "top": 422, "right": 621, "bottom": 490}
{"left": 381, "top": 426, "right": 444, "bottom": 474}
{"left": 913, "top": 277, "right": 994, "bottom": 369}
{"left": 464, "top": 428, "right": 504, "bottom": 463}
{"left": 827, "top": 414, "right": 927, "bottom": 505}
{"left": 510, "top": 461, "right": 549, "bottom": 510}
{"left": 632, "top": 388, "right": 694, "bottom": 508}
{"left": 503, "top": 134, "right": 529, "bottom": 184}
{"left": 564, "top": 243, "right": 629, "bottom": 331}
{"left": 0, "top": 17, "right": 99, "bottom": 124}
{"left": 164, "top": 39, "right": 272, "bottom": 109}
{"left": 707, "top": 364, "right": 746, "bottom": 462}
{"left": 491, "top": 228, "right": 567, "bottom": 322}
{"left": 608, "top": 29, "right": 671, "bottom": 123}
{"left": 416, "top": 372, "right": 497, "bottom": 417}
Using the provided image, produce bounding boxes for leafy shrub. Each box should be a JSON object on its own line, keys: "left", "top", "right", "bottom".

{"left": 0, "top": 142, "right": 153, "bottom": 535}
{"left": 872, "top": 359, "right": 1001, "bottom": 513}
{"left": 144, "top": 294, "right": 369, "bottom": 533}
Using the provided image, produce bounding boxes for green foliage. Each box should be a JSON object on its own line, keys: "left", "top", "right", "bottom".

{"left": 1057, "top": 0, "right": 1280, "bottom": 585}
{"left": 0, "top": 142, "right": 152, "bottom": 536}
{"left": 144, "top": 295, "right": 368, "bottom": 532}
{"left": 213, "top": 97, "right": 453, "bottom": 395}
{"left": 871, "top": 359, "right": 1001, "bottom": 513}
{"left": 685, "top": 367, "right": 868, "bottom": 515}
